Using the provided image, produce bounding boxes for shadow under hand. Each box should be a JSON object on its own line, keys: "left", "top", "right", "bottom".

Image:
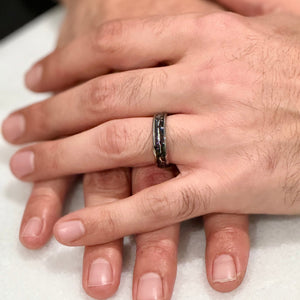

{"left": 178, "top": 217, "right": 205, "bottom": 265}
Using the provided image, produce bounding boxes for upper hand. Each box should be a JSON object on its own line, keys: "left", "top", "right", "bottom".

{"left": 3, "top": 12, "right": 300, "bottom": 242}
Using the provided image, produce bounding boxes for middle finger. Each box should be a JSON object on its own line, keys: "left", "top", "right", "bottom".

{"left": 2, "top": 66, "right": 195, "bottom": 145}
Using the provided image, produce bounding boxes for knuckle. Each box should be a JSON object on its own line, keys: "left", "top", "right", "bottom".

{"left": 27, "top": 188, "right": 60, "bottom": 211}
{"left": 99, "top": 120, "right": 131, "bottom": 157}
{"left": 136, "top": 239, "right": 177, "bottom": 260}
{"left": 137, "top": 168, "right": 174, "bottom": 187}
{"left": 84, "top": 70, "right": 169, "bottom": 118}
{"left": 84, "top": 169, "right": 131, "bottom": 196}
{"left": 84, "top": 78, "right": 116, "bottom": 116}
{"left": 207, "top": 226, "right": 248, "bottom": 246}
{"left": 93, "top": 20, "right": 124, "bottom": 54}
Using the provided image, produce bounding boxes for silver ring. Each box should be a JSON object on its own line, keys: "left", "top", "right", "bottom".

{"left": 153, "top": 113, "right": 170, "bottom": 168}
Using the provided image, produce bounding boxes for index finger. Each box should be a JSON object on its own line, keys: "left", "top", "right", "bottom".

{"left": 25, "top": 15, "right": 196, "bottom": 92}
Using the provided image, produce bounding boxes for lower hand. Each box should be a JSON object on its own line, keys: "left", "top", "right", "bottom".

{"left": 2, "top": 3, "right": 251, "bottom": 299}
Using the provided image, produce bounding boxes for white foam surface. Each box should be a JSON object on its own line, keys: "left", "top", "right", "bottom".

{"left": 1, "top": 6, "right": 300, "bottom": 300}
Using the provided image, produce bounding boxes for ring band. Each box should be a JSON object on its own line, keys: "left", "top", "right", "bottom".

{"left": 153, "top": 113, "right": 170, "bottom": 168}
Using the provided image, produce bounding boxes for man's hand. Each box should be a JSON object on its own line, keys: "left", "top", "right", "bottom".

{"left": 2, "top": 2, "right": 251, "bottom": 299}
{"left": 6, "top": 12, "right": 300, "bottom": 216}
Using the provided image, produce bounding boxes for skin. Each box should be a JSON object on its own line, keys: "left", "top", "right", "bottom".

{"left": 3, "top": 4, "right": 300, "bottom": 297}
{"left": 4, "top": 2, "right": 298, "bottom": 300}
{"left": 4, "top": 12, "right": 300, "bottom": 225}
{"left": 215, "top": 0, "right": 300, "bottom": 16}
{"left": 1, "top": 1, "right": 252, "bottom": 299}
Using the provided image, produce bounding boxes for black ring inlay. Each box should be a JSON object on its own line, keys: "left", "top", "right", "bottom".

{"left": 153, "top": 113, "right": 170, "bottom": 168}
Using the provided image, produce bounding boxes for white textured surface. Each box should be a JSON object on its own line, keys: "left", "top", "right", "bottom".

{"left": 1, "top": 6, "right": 300, "bottom": 300}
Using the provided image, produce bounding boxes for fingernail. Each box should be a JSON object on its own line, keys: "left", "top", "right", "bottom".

{"left": 56, "top": 220, "right": 85, "bottom": 243}
{"left": 212, "top": 254, "right": 237, "bottom": 283}
{"left": 137, "top": 273, "right": 163, "bottom": 300}
{"left": 22, "top": 217, "right": 43, "bottom": 237}
{"left": 25, "top": 64, "right": 43, "bottom": 89}
{"left": 88, "top": 258, "right": 113, "bottom": 287}
{"left": 10, "top": 151, "right": 35, "bottom": 178}
{"left": 2, "top": 114, "right": 25, "bottom": 142}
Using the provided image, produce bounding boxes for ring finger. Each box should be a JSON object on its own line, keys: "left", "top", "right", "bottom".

{"left": 9, "top": 115, "right": 203, "bottom": 181}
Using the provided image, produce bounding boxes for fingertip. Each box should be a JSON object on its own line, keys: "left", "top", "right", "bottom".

{"left": 83, "top": 285, "right": 116, "bottom": 300}
{"left": 1, "top": 113, "right": 25, "bottom": 144}
{"left": 10, "top": 150, "right": 35, "bottom": 179}
{"left": 19, "top": 235, "right": 47, "bottom": 250}
{"left": 54, "top": 219, "right": 86, "bottom": 245}
{"left": 24, "top": 63, "right": 43, "bottom": 92}
{"left": 83, "top": 259, "right": 117, "bottom": 300}
{"left": 52, "top": 220, "right": 70, "bottom": 246}
{"left": 19, "top": 217, "right": 49, "bottom": 250}
{"left": 82, "top": 245, "right": 122, "bottom": 300}
{"left": 206, "top": 228, "right": 250, "bottom": 293}
{"left": 209, "top": 254, "right": 243, "bottom": 293}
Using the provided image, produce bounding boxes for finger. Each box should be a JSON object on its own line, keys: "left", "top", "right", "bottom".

{"left": 10, "top": 115, "right": 199, "bottom": 181}
{"left": 24, "top": 15, "right": 197, "bottom": 92}
{"left": 82, "top": 169, "right": 131, "bottom": 300}
{"left": 19, "top": 177, "right": 73, "bottom": 249}
{"left": 53, "top": 171, "right": 221, "bottom": 246}
{"left": 203, "top": 213, "right": 250, "bottom": 293}
{"left": 3, "top": 66, "right": 190, "bottom": 144}
{"left": 132, "top": 166, "right": 179, "bottom": 300}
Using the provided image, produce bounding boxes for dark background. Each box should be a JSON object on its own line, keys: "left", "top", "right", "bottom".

{"left": 0, "top": 0, "right": 57, "bottom": 40}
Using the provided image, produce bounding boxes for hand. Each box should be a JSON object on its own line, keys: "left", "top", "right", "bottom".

{"left": 215, "top": 0, "right": 300, "bottom": 15}
{"left": 2, "top": 4, "right": 251, "bottom": 299}
{"left": 5, "top": 12, "right": 300, "bottom": 220}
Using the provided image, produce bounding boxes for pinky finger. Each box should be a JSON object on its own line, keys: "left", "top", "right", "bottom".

{"left": 19, "top": 177, "right": 73, "bottom": 249}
